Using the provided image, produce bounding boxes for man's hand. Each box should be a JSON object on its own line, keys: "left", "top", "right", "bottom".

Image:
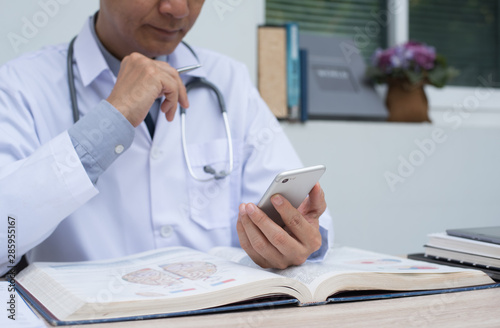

{"left": 236, "top": 183, "right": 326, "bottom": 269}
{"left": 106, "top": 52, "right": 189, "bottom": 127}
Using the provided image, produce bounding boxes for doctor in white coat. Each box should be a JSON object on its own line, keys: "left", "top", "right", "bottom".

{"left": 0, "top": 0, "right": 333, "bottom": 275}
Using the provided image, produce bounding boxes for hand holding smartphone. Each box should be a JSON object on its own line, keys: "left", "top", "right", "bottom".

{"left": 257, "top": 165, "right": 326, "bottom": 227}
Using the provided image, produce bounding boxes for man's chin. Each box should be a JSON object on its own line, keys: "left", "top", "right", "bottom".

{"left": 139, "top": 43, "right": 181, "bottom": 58}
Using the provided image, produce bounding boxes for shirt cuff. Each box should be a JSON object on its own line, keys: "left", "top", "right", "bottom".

{"left": 68, "top": 100, "right": 135, "bottom": 184}
{"left": 307, "top": 225, "right": 330, "bottom": 262}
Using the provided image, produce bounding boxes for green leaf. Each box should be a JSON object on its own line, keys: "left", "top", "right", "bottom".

{"left": 405, "top": 70, "right": 423, "bottom": 85}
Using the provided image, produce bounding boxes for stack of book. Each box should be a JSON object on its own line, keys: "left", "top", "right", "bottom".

{"left": 409, "top": 226, "right": 500, "bottom": 281}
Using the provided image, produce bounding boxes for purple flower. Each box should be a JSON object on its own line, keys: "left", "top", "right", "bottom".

{"left": 368, "top": 40, "right": 457, "bottom": 87}
{"left": 373, "top": 41, "right": 436, "bottom": 72}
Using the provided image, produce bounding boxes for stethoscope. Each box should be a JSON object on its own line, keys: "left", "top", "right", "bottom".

{"left": 67, "top": 37, "right": 233, "bottom": 181}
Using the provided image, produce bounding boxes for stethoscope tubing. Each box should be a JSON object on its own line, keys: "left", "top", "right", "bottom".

{"left": 67, "top": 36, "right": 233, "bottom": 181}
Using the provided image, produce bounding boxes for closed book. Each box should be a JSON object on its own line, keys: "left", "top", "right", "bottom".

{"left": 424, "top": 245, "right": 500, "bottom": 268}
{"left": 258, "top": 25, "right": 288, "bottom": 119}
{"left": 426, "top": 232, "right": 500, "bottom": 259}
{"left": 299, "top": 48, "right": 308, "bottom": 122}
{"left": 408, "top": 253, "right": 500, "bottom": 281}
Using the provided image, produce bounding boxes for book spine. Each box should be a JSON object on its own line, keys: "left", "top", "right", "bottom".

{"left": 299, "top": 48, "right": 308, "bottom": 122}
{"left": 286, "top": 22, "right": 300, "bottom": 121}
{"left": 258, "top": 25, "right": 288, "bottom": 119}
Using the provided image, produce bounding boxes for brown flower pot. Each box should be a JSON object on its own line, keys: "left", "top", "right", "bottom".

{"left": 385, "top": 81, "right": 431, "bottom": 122}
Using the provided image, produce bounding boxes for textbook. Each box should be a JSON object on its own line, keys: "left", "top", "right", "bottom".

{"left": 408, "top": 253, "right": 500, "bottom": 281}
{"left": 285, "top": 22, "right": 300, "bottom": 121}
{"left": 15, "top": 246, "right": 496, "bottom": 325}
{"left": 424, "top": 245, "right": 500, "bottom": 268}
{"left": 257, "top": 25, "right": 288, "bottom": 119}
{"left": 426, "top": 232, "right": 500, "bottom": 259}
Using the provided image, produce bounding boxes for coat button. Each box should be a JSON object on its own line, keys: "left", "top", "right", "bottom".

{"left": 114, "top": 144, "right": 124, "bottom": 154}
{"left": 151, "top": 147, "right": 164, "bottom": 160}
{"left": 160, "top": 225, "right": 173, "bottom": 238}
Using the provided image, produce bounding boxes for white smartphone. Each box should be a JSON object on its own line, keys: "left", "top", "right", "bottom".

{"left": 257, "top": 165, "right": 326, "bottom": 227}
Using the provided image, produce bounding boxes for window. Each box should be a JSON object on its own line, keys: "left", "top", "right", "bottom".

{"left": 266, "top": 0, "right": 387, "bottom": 62}
{"left": 266, "top": 0, "right": 500, "bottom": 121}
{"left": 409, "top": 0, "right": 500, "bottom": 87}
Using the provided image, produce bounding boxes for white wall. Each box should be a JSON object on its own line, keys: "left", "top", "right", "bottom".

{"left": 2, "top": 0, "right": 498, "bottom": 256}
{"left": 0, "top": 0, "right": 99, "bottom": 65}
{"left": 283, "top": 121, "right": 500, "bottom": 254}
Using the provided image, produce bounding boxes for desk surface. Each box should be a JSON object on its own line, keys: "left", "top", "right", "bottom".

{"left": 35, "top": 287, "right": 500, "bottom": 328}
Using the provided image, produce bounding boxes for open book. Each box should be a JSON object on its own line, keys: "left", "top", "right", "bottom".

{"left": 15, "top": 246, "right": 497, "bottom": 325}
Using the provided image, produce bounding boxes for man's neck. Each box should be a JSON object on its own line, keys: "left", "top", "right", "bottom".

{"left": 90, "top": 13, "right": 122, "bottom": 77}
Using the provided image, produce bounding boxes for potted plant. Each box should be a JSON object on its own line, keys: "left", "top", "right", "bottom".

{"left": 366, "top": 41, "right": 458, "bottom": 122}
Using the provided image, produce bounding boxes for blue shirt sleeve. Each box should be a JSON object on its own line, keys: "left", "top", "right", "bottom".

{"left": 307, "top": 226, "right": 330, "bottom": 262}
{"left": 68, "top": 100, "right": 135, "bottom": 184}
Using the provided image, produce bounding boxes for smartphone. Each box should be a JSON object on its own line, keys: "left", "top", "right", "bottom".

{"left": 257, "top": 165, "right": 326, "bottom": 227}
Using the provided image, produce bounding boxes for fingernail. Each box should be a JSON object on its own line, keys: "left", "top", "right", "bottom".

{"left": 239, "top": 203, "right": 246, "bottom": 215}
{"left": 246, "top": 203, "right": 255, "bottom": 214}
{"left": 271, "top": 194, "right": 283, "bottom": 206}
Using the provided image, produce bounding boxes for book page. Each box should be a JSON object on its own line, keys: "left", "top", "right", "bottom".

{"left": 277, "top": 247, "right": 480, "bottom": 291}
{"left": 211, "top": 246, "right": 478, "bottom": 293}
{"left": 209, "top": 246, "right": 261, "bottom": 268}
{"left": 22, "top": 247, "right": 281, "bottom": 303}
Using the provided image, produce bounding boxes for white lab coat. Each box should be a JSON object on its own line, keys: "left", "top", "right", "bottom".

{"left": 0, "top": 18, "right": 333, "bottom": 274}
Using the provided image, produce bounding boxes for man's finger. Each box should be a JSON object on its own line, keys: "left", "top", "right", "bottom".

{"left": 244, "top": 202, "right": 304, "bottom": 266}
{"left": 271, "top": 194, "right": 321, "bottom": 252}
{"left": 158, "top": 62, "right": 189, "bottom": 110}
{"left": 298, "top": 183, "right": 326, "bottom": 219}
{"left": 175, "top": 74, "right": 189, "bottom": 109}
{"left": 242, "top": 204, "right": 284, "bottom": 262}
{"left": 236, "top": 204, "right": 273, "bottom": 268}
